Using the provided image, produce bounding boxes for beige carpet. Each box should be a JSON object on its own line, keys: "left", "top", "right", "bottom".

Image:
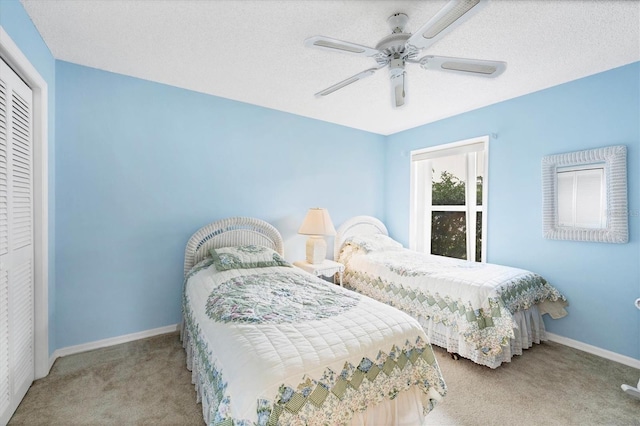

{"left": 8, "top": 332, "right": 640, "bottom": 425}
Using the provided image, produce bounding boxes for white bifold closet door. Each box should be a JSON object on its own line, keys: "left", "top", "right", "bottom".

{"left": 0, "top": 57, "right": 34, "bottom": 425}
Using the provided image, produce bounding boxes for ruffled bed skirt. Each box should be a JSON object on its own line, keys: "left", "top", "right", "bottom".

{"left": 418, "top": 305, "right": 546, "bottom": 368}
{"left": 181, "top": 320, "right": 218, "bottom": 425}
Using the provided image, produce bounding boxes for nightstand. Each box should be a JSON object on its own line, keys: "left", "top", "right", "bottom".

{"left": 293, "top": 259, "right": 345, "bottom": 286}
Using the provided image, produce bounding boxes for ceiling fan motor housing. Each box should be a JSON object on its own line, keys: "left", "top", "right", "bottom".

{"left": 375, "top": 33, "right": 411, "bottom": 55}
{"left": 375, "top": 14, "right": 418, "bottom": 66}
{"left": 387, "top": 13, "right": 409, "bottom": 33}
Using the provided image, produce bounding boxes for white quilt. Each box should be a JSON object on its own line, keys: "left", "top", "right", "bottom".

{"left": 339, "top": 244, "right": 568, "bottom": 357}
{"left": 182, "top": 258, "right": 446, "bottom": 425}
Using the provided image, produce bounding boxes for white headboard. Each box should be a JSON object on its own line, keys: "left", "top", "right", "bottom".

{"left": 184, "top": 217, "right": 284, "bottom": 276}
{"left": 334, "top": 216, "right": 388, "bottom": 259}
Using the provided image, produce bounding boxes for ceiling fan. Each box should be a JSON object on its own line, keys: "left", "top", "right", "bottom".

{"left": 304, "top": 0, "right": 506, "bottom": 108}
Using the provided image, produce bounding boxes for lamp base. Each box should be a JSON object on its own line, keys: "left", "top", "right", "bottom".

{"left": 305, "top": 236, "right": 327, "bottom": 264}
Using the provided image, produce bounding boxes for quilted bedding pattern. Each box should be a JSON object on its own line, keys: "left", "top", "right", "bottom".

{"left": 182, "top": 258, "right": 446, "bottom": 425}
{"left": 338, "top": 245, "right": 568, "bottom": 357}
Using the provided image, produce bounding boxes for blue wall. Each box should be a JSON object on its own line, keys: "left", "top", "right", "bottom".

{"left": 385, "top": 62, "right": 640, "bottom": 360}
{"left": 0, "top": 0, "right": 57, "bottom": 355}
{"left": 4, "top": 0, "right": 638, "bottom": 361}
{"left": 55, "top": 61, "right": 385, "bottom": 348}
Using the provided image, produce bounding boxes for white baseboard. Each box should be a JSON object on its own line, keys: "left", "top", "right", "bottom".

{"left": 546, "top": 332, "right": 640, "bottom": 369}
{"left": 49, "top": 323, "right": 180, "bottom": 370}
{"left": 45, "top": 326, "right": 639, "bottom": 374}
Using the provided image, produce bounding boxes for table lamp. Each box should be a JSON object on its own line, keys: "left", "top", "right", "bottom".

{"left": 298, "top": 208, "right": 336, "bottom": 264}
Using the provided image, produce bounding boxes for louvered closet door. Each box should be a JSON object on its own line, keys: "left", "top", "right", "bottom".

{"left": 0, "top": 57, "right": 34, "bottom": 426}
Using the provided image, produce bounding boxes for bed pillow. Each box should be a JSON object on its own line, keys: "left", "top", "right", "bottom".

{"left": 210, "top": 245, "right": 292, "bottom": 271}
{"left": 344, "top": 234, "right": 403, "bottom": 253}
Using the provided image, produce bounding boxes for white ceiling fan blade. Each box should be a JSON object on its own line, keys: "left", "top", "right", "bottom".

{"left": 407, "top": 0, "right": 488, "bottom": 51}
{"left": 314, "top": 68, "right": 379, "bottom": 97}
{"left": 391, "top": 72, "right": 406, "bottom": 108}
{"left": 304, "top": 35, "right": 380, "bottom": 57}
{"left": 420, "top": 55, "right": 506, "bottom": 78}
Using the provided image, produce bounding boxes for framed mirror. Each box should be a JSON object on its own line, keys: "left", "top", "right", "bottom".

{"left": 542, "top": 145, "right": 627, "bottom": 243}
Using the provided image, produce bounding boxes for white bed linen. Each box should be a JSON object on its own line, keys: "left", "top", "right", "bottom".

{"left": 182, "top": 260, "right": 446, "bottom": 425}
{"left": 339, "top": 244, "right": 568, "bottom": 368}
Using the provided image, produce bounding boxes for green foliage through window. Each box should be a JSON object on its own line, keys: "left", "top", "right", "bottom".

{"left": 430, "top": 171, "right": 483, "bottom": 262}
{"left": 432, "top": 171, "right": 465, "bottom": 205}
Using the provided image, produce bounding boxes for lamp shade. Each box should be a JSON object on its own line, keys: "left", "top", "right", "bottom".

{"left": 298, "top": 208, "right": 336, "bottom": 236}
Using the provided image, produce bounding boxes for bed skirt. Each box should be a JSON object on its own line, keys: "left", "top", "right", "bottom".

{"left": 417, "top": 305, "right": 546, "bottom": 368}
{"left": 180, "top": 319, "right": 218, "bottom": 425}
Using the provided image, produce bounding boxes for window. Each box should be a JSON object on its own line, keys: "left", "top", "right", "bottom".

{"left": 410, "top": 136, "right": 488, "bottom": 262}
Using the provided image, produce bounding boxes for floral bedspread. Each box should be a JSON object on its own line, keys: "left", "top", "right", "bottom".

{"left": 339, "top": 245, "right": 568, "bottom": 356}
{"left": 182, "top": 258, "right": 446, "bottom": 425}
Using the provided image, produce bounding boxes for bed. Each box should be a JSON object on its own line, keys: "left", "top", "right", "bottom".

{"left": 180, "top": 217, "right": 446, "bottom": 425}
{"left": 334, "top": 216, "right": 569, "bottom": 369}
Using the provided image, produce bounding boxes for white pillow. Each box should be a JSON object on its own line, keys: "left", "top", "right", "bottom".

{"left": 344, "top": 234, "right": 403, "bottom": 253}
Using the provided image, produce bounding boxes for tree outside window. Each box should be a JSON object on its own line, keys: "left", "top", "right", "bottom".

{"left": 430, "top": 171, "right": 483, "bottom": 261}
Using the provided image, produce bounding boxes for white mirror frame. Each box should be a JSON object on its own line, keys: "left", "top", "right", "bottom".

{"left": 542, "top": 145, "right": 628, "bottom": 243}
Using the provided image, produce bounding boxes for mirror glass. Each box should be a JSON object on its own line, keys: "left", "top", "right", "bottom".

{"left": 556, "top": 164, "right": 606, "bottom": 228}
{"left": 542, "top": 145, "right": 627, "bottom": 243}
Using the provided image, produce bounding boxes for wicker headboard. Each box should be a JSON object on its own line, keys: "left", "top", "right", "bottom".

{"left": 183, "top": 217, "right": 284, "bottom": 276}
{"left": 334, "top": 215, "right": 388, "bottom": 259}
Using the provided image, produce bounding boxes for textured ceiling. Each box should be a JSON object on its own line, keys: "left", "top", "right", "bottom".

{"left": 20, "top": 0, "right": 640, "bottom": 135}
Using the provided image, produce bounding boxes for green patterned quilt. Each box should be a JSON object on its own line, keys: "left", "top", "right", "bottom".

{"left": 339, "top": 244, "right": 568, "bottom": 357}
{"left": 182, "top": 258, "right": 446, "bottom": 425}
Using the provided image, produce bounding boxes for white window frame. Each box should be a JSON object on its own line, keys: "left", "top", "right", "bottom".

{"left": 410, "top": 136, "right": 489, "bottom": 262}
